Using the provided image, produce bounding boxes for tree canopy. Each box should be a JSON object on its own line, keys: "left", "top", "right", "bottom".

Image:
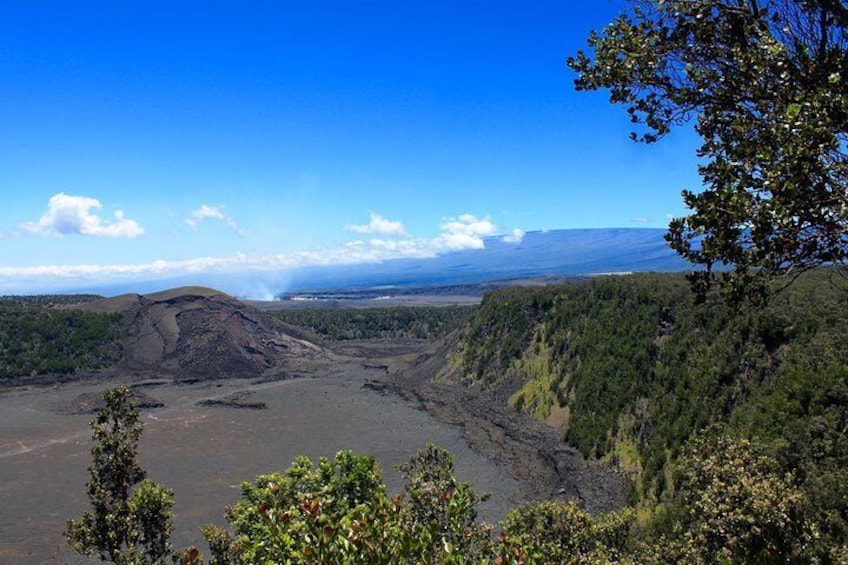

{"left": 569, "top": 0, "right": 848, "bottom": 300}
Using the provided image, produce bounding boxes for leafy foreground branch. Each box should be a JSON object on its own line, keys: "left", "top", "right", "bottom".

{"left": 65, "top": 387, "right": 174, "bottom": 564}
{"left": 69, "top": 388, "right": 840, "bottom": 564}
{"left": 569, "top": 0, "right": 848, "bottom": 302}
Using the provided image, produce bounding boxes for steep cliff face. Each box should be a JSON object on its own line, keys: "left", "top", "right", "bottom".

{"left": 79, "top": 286, "right": 321, "bottom": 379}
{"left": 453, "top": 271, "right": 848, "bottom": 503}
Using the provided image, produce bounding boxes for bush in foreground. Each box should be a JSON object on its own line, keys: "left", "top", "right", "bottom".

{"left": 66, "top": 387, "right": 175, "bottom": 565}
{"left": 72, "top": 388, "right": 836, "bottom": 564}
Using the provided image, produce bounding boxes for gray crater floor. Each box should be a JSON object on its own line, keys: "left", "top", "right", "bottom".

{"left": 0, "top": 362, "right": 527, "bottom": 564}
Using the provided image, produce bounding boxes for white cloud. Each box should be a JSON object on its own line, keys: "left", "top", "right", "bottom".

{"left": 632, "top": 216, "right": 651, "bottom": 224}
{"left": 502, "top": 228, "right": 525, "bottom": 244}
{"left": 340, "top": 214, "right": 498, "bottom": 258}
{"left": 432, "top": 214, "right": 496, "bottom": 251}
{"left": 186, "top": 204, "right": 248, "bottom": 236}
{"left": 20, "top": 193, "right": 144, "bottom": 238}
{"left": 344, "top": 212, "right": 409, "bottom": 237}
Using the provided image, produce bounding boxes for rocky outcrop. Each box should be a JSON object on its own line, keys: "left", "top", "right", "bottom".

{"left": 57, "top": 389, "right": 164, "bottom": 414}
{"left": 197, "top": 391, "right": 267, "bottom": 410}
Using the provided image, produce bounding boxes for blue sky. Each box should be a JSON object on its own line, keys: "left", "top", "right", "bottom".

{"left": 0, "top": 1, "right": 703, "bottom": 295}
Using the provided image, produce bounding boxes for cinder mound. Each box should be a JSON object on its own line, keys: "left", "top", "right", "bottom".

{"left": 78, "top": 286, "right": 321, "bottom": 380}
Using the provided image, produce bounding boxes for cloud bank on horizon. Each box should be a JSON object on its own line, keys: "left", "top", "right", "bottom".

{"left": 0, "top": 193, "right": 525, "bottom": 294}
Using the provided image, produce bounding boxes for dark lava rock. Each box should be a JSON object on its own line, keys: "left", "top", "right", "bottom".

{"left": 197, "top": 391, "right": 267, "bottom": 410}
{"left": 57, "top": 390, "right": 165, "bottom": 415}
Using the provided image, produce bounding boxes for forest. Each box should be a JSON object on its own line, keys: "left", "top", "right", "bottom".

{"left": 457, "top": 270, "right": 848, "bottom": 557}
{"left": 270, "top": 305, "right": 474, "bottom": 341}
{"left": 0, "top": 295, "right": 122, "bottom": 379}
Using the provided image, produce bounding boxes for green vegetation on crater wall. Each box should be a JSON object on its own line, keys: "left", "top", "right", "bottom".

{"left": 0, "top": 304, "right": 122, "bottom": 379}
{"left": 271, "top": 305, "right": 474, "bottom": 341}
{"left": 462, "top": 287, "right": 559, "bottom": 385}
{"left": 508, "top": 332, "right": 560, "bottom": 423}
{"left": 458, "top": 271, "right": 848, "bottom": 517}
{"left": 0, "top": 294, "right": 104, "bottom": 307}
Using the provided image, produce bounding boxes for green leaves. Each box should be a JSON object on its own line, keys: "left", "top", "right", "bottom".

{"left": 497, "top": 500, "right": 633, "bottom": 564}
{"left": 128, "top": 480, "right": 175, "bottom": 564}
{"left": 0, "top": 305, "right": 121, "bottom": 379}
{"left": 674, "top": 430, "right": 817, "bottom": 562}
{"left": 66, "top": 387, "right": 175, "bottom": 565}
{"left": 214, "top": 446, "right": 492, "bottom": 564}
{"left": 570, "top": 0, "right": 848, "bottom": 302}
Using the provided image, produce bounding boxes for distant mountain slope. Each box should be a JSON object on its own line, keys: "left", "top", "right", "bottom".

{"left": 281, "top": 228, "right": 692, "bottom": 293}
{"left": 77, "top": 228, "right": 691, "bottom": 298}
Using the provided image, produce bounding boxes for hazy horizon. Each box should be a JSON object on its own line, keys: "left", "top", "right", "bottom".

{"left": 2, "top": 2, "right": 702, "bottom": 294}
